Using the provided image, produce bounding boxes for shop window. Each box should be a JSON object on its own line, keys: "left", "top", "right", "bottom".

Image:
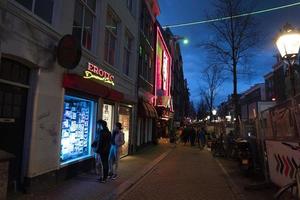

{"left": 15, "top": 0, "right": 54, "bottom": 24}
{"left": 123, "top": 31, "right": 133, "bottom": 76}
{"left": 60, "top": 95, "right": 96, "bottom": 165}
{"left": 119, "top": 106, "right": 131, "bottom": 156}
{"left": 72, "top": 0, "right": 96, "bottom": 51}
{"left": 104, "top": 10, "right": 119, "bottom": 66}
{"left": 102, "top": 104, "right": 114, "bottom": 132}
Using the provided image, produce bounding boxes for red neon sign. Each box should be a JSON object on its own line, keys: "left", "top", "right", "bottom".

{"left": 83, "top": 62, "right": 115, "bottom": 86}
{"left": 155, "top": 26, "right": 172, "bottom": 107}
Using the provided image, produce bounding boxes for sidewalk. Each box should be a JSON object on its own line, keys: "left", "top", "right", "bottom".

{"left": 9, "top": 142, "right": 173, "bottom": 200}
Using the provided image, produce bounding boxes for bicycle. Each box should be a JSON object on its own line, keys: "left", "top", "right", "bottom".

{"left": 274, "top": 142, "right": 300, "bottom": 200}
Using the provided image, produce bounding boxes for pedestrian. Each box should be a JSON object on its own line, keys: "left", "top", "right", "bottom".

{"left": 95, "top": 120, "right": 111, "bottom": 183}
{"left": 190, "top": 126, "right": 196, "bottom": 146}
{"left": 108, "top": 122, "right": 125, "bottom": 180}
{"left": 199, "top": 127, "right": 207, "bottom": 150}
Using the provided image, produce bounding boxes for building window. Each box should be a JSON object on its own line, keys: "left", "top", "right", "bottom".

{"left": 105, "top": 11, "right": 119, "bottom": 66}
{"left": 127, "top": 0, "right": 136, "bottom": 17}
{"left": 123, "top": 31, "right": 133, "bottom": 76}
{"left": 72, "top": 0, "right": 96, "bottom": 50}
{"left": 15, "top": 0, "right": 54, "bottom": 24}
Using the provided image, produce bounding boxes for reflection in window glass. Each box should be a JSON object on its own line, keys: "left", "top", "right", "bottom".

{"left": 34, "top": 0, "right": 54, "bottom": 23}
{"left": 87, "top": 0, "right": 96, "bottom": 11}
{"left": 60, "top": 95, "right": 95, "bottom": 165}
{"left": 72, "top": 1, "right": 83, "bottom": 45}
{"left": 83, "top": 9, "right": 93, "bottom": 50}
{"left": 72, "top": 0, "right": 95, "bottom": 50}
{"left": 15, "top": 0, "right": 33, "bottom": 10}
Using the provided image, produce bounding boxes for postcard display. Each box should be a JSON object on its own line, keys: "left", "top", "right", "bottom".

{"left": 60, "top": 95, "right": 95, "bottom": 165}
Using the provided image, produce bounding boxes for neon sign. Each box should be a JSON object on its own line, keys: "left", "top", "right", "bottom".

{"left": 83, "top": 62, "right": 115, "bottom": 86}
{"left": 162, "top": 51, "right": 168, "bottom": 90}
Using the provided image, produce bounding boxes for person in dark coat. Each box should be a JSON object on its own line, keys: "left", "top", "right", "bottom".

{"left": 96, "top": 120, "right": 111, "bottom": 183}
{"left": 190, "top": 126, "right": 196, "bottom": 146}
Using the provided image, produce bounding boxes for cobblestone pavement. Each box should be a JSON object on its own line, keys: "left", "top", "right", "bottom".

{"left": 120, "top": 146, "right": 240, "bottom": 200}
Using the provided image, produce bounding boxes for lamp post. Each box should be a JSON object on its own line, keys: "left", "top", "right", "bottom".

{"left": 276, "top": 23, "right": 300, "bottom": 97}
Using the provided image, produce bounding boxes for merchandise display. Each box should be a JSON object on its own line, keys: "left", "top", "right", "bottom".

{"left": 60, "top": 95, "right": 95, "bottom": 164}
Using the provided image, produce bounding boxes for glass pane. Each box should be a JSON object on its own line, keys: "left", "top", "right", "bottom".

{"left": 72, "top": 1, "right": 83, "bottom": 45}
{"left": 106, "top": 13, "right": 118, "bottom": 35}
{"left": 82, "top": 9, "right": 93, "bottom": 50}
{"left": 102, "top": 104, "right": 114, "bottom": 132}
{"left": 60, "top": 95, "right": 95, "bottom": 165}
{"left": 34, "top": 0, "right": 54, "bottom": 24}
{"left": 13, "top": 106, "right": 21, "bottom": 118}
{"left": 15, "top": 0, "right": 33, "bottom": 10}
{"left": 109, "top": 35, "right": 116, "bottom": 65}
{"left": 104, "top": 30, "right": 109, "bottom": 62}
{"left": 87, "top": 0, "right": 96, "bottom": 11}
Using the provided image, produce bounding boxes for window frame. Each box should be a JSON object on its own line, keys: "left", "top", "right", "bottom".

{"left": 123, "top": 30, "right": 133, "bottom": 76}
{"left": 14, "top": 0, "right": 54, "bottom": 24}
{"left": 104, "top": 10, "right": 120, "bottom": 67}
{"left": 72, "top": 0, "right": 96, "bottom": 51}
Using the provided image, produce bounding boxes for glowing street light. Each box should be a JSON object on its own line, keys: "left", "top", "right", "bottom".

{"left": 183, "top": 38, "right": 189, "bottom": 45}
{"left": 276, "top": 23, "right": 300, "bottom": 96}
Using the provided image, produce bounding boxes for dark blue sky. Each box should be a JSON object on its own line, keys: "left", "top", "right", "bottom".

{"left": 157, "top": 0, "right": 300, "bottom": 105}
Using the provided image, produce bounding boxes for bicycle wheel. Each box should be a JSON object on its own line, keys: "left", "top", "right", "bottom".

{"left": 274, "top": 181, "right": 298, "bottom": 200}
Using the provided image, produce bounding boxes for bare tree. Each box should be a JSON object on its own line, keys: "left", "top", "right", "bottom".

{"left": 200, "top": 64, "right": 225, "bottom": 116}
{"left": 202, "top": 0, "right": 259, "bottom": 133}
{"left": 196, "top": 98, "right": 209, "bottom": 120}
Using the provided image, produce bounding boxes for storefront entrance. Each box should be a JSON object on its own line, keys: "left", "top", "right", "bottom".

{"left": 0, "top": 58, "right": 30, "bottom": 188}
{"left": 119, "top": 106, "right": 131, "bottom": 156}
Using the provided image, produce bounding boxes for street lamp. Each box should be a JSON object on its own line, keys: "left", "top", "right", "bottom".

{"left": 173, "top": 35, "right": 189, "bottom": 45}
{"left": 276, "top": 23, "right": 300, "bottom": 96}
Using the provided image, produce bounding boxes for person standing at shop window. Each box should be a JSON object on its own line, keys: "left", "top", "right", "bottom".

{"left": 108, "top": 122, "right": 125, "bottom": 180}
{"left": 95, "top": 120, "right": 111, "bottom": 183}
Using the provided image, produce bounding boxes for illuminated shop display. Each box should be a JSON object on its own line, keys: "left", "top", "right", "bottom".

{"left": 155, "top": 27, "right": 172, "bottom": 108}
{"left": 83, "top": 62, "right": 115, "bottom": 86}
{"left": 60, "top": 95, "right": 95, "bottom": 165}
{"left": 102, "top": 104, "right": 114, "bottom": 132}
{"left": 119, "top": 106, "right": 131, "bottom": 156}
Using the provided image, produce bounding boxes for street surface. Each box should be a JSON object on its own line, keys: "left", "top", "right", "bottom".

{"left": 120, "top": 145, "right": 275, "bottom": 200}
{"left": 120, "top": 146, "right": 239, "bottom": 200}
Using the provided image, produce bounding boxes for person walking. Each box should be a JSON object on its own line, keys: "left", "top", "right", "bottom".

{"left": 96, "top": 120, "right": 111, "bottom": 183}
{"left": 108, "top": 122, "right": 125, "bottom": 180}
{"left": 199, "top": 127, "right": 207, "bottom": 150}
{"left": 190, "top": 126, "right": 196, "bottom": 147}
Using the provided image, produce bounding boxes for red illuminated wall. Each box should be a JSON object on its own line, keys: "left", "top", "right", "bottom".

{"left": 155, "top": 26, "right": 172, "bottom": 107}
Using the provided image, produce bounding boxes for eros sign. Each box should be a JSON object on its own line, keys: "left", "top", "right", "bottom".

{"left": 83, "top": 62, "right": 115, "bottom": 86}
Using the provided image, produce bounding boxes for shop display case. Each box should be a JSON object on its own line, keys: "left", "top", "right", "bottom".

{"left": 60, "top": 95, "right": 95, "bottom": 165}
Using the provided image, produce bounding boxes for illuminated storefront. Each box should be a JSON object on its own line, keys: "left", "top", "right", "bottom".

{"left": 118, "top": 106, "right": 131, "bottom": 156}
{"left": 60, "top": 95, "right": 96, "bottom": 165}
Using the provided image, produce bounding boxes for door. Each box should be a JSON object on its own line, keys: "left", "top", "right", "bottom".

{"left": 0, "top": 82, "right": 28, "bottom": 187}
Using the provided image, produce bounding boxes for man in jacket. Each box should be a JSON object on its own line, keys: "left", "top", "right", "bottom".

{"left": 96, "top": 120, "right": 111, "bottom": 183}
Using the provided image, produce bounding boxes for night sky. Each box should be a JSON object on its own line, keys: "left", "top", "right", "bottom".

{"left": 157, "top": 0, "right": 300, "bottom": 105}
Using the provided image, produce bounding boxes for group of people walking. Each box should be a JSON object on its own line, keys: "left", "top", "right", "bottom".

{"left": 179, "top": 126, "right": 207, "bottom": 149}
{"left": 92, "top": 120, "right": 125, "bottom": 183}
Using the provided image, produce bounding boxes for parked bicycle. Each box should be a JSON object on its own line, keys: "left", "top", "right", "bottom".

{"left": 274, "top": 142, "right": 300, "bottom": 200}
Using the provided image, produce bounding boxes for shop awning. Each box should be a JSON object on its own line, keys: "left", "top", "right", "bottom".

{"left": 138, "top": 101, "right": 158, "bottom": 118}
{"left": 63, "top": 73, "right": 124, "bottom": 102}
